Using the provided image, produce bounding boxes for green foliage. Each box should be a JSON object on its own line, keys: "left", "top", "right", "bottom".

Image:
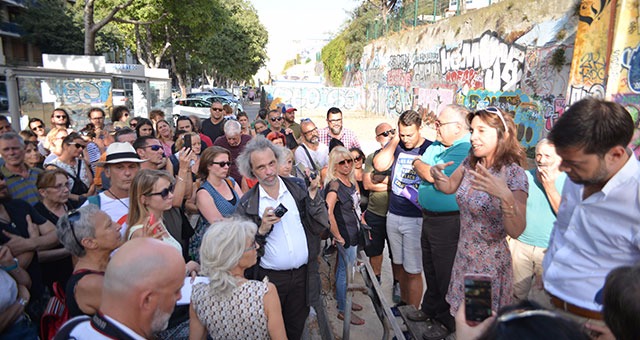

{"left": 16, "top": 0, "right": 84, "bottom": 54}
{"left": 321, "top": 35, "right": 347, "bottom": 86}
{"left": 550, "top": 48, "right": 566, "bottom": 72}
{"left": 282, "top": 59, "right": 296, "bottom": 73}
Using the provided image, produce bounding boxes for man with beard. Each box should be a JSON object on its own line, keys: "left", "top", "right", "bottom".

{"left": 509, "top": 138, "right": 565, "bottom": 302}
{"left": 262, "top": 110, "right": 298, "bottom": 149}
{"left": 283, "top": 107, "right": 301, "bottom": 140}
{"left": 201, "top": 100, "right": 226, "bottom": 143}
{"left": 86, "top": 143, "right": 146, "bottom": 235}
{"left": 318, "top": 107, "right": 360, "bottom": 149}
{"left": 294, "top": 119, "right": 329, "bottom": 175}
{"left": 0, "top": 171, "right": 58, "bottom": 321}
{"left": 55, "top": 238, "right": 186, "bottom": 339}
{"left": 542, "top": 98, "right": 640, "bottom": 327}
{"left": 373, "top": 110, "right": 431, "bottom": 311}
{"left": 134, "top": 136, "right": 173, "bottom": 173}
{"left": 213, "top": 120, "right": 251, "bottom": 183}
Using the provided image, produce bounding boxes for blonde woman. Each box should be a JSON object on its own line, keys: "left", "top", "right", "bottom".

{"left": 324, "top": 146, "right": 365, "bottom": 325}
{"left": 189, "top": 218, "right": 286, "bottom": 340}
{"left": 126, "top": 169, "right": 200, "bottom": 276}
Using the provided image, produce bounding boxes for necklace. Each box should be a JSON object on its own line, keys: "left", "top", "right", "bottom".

{"left": 106, "top": 189, "right": 129, "bottom": 209}
{"left": 0, "top": 211, "right": 16, "bottom": 229}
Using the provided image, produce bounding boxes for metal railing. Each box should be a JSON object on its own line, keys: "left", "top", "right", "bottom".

{"left": 336, "top": 244, "right": 406, "bottom": 340}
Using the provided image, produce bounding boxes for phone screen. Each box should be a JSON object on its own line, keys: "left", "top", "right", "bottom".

{"left": 184, "top": 134, "right": 192, "bottom": 149}
{"left": 464, "top": 276, "right": 492, "bottom": 323}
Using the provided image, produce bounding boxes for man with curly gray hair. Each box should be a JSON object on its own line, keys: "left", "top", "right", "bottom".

{"left": 235, "top": 135, "right": 328, "bottom": 340}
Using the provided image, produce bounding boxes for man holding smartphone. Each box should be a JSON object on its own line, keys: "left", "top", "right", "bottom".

{"left": 236, "top": 136, "right": 329, "bottom": 340}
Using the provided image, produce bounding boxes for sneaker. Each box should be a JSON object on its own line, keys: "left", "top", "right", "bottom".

{"left": 393, "top": 281, "right": 401, "bottom": 304}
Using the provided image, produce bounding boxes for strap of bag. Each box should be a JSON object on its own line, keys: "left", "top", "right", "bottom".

{"left": 300, "top": 144, "right": 319, "bottom": 171}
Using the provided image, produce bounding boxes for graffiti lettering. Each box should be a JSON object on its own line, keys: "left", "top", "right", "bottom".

{"left": 444, "top": 69, "right": 483, "bottom": 89}
{"left": 387, "top": 69, "right": 412, "bottom": 88}
{"left": 568, "top": 84, "right": 605, "bottom": 105}
{"left": 50, "top": 80, "right": 111, "bottom": 105}
{"left": 388, "top": 54, "right": 411, "bottom": 71}
{"left": 439, "top": 31, "right": 526, "bottom": 91}
{"left": 265, "top": 86, "right": 364, "bottom": 111}
{"left": 578, "top": 52, "right": 606, "bottom": 83}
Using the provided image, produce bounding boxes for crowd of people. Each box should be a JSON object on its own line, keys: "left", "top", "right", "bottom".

{"left": 0, "top": 96, "right": 638, "bottom": 340}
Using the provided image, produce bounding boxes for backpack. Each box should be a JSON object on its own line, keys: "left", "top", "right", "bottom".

{"left": 40, "top": 281, "right": 69, "bottom": 340}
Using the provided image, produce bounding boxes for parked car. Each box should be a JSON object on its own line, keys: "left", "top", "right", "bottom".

{"left": 172, "top": 98, "right": 212, "bottom": 120}
{"left": 112, "top": 89, "right": 131, "bottom": 109}
{"left": 201, "top": 95, "right": 244, "bottom": 114}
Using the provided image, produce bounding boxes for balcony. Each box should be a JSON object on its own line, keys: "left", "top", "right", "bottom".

{"left": 0, "top": 22, "right": 22, "bottom": 37}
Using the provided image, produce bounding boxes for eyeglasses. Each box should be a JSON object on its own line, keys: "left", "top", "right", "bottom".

{"left": 145, "top": 183, "right": 175, "bottom": 199}
{"left": 91, "top": 116, "right": 104, "bottom": 121}
{"left": 211, "top": 108, "right": 224, "bottom": 112}
{"left": 244, "top": 240, "right": 259, "bottom": 252}
{"left": 54, "top": 115, "right": 67, "bottom": 119}
{"left": 435, "top": 121, "right": 459, "bottom": 129}
{"left": 212, "top": 161, "right": 232, "bottom": 167}
{"left": 67, "top": 142, "right": 85, "bottom": 150}
{"left": 270, "top": 117, "right": 283, "bottom": 122}
{"left": 31, "top": 125, "right": 44, "bottom": 131}
{"left": 302, "top": 127, "right": 318, "bottom": 135}
{"left": 143, "top": 144, "right": 163, "bottom": 151}
{"left": 46, "top": 181, "right": 72, "bottom": 191}
{"left": 376, "top": 129, "right": 396, "bottom": 137}
{"left": 496, "top": 309, "right": 559, "bottom": 323}
{"left": 338, "top": 158, "right": 354, "bottom": 166}
{"left": 328, "top": 118, "right": 342, "bottom": 123}
{"left": 67, "top": 210, "right": 84, "bottom": 250}
{"left": 482, "top": 106, "right": 508, "bottom": 131}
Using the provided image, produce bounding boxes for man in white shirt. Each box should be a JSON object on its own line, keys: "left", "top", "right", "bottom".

{"left": 56, "top": 238, "right": 186, "bottom": 339}
{"left": 236, "top": 136, "right": 328, "bottom": 340}
{"left": 542, "top": 97, "right": 640, "bottom": 323}
{"left": 86, "top": 143, "right": 145, "bottom": 236}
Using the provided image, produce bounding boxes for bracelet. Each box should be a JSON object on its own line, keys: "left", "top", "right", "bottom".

{"left": 0, "top": 258, "right": 18, "bottom": 271}
{"left": 18, "top": 297, "right": 28, "bottom": 307}
{"left": 176, "top": 176, "right": 184, "bottom": 182}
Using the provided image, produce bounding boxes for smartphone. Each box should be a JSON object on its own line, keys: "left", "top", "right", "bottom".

{"left": 149, "top": 213, "right": 160, "bottom": 235}
{"left": 464, "top": 274, "right": 492, "bottom": 325}
{"left": 183, "top": 134, "right": 192, "bottom": 149}
{"left": 272, "top": 203, "right": 288, "bottom": 218}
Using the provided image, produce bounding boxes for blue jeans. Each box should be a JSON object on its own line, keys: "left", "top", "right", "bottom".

{"left": 336, "top": 245, "right": 358, "bottom": 312}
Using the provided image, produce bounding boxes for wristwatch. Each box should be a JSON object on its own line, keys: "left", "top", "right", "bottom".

{"left": 0, "top": 257, "right": 18, "bottom": 271}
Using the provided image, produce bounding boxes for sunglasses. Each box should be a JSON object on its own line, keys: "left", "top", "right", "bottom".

{"left": 300, "top": 118, "right": 312, "bottom": 123}
{"left": 482, "top": 106, "right": 508, "bottom": 131}
{"left": 123, "top": 113, "right": 130, "bottom": 117}
{"left": 212, "top": 161, "right": 232, "bottom": 167}
{"left": 338, "top": 158, "right": 354, "bottom": 166}
{"left": 54, "top": 115, "right": 67, "bottom": 119}
{"left": 270, "top": 117, "right": 283, "bottom": 122}
{"left": 31, "top": 125, "right": 44, "bottom": 131}
{"left": 130, "top": 123, "right": 137, "bottom": 128}
{"left": 67, "top": 210, "right": 84, "bottom": 250}
{"left": 67, "top": 142, "right": 85, "bottom": 150}
{"left": 496, "top": 309, "right": 559, "bottom": 323}
{"left": 376, "top": 129, "right": 396, "bottom": 137}
{"left": 211, "top": 108, "right": 224, "bottom": 112}
{"left": 145, "top": 183, "right": 175, "bottom": 199}
{"left": 352, "top": 155, "right": 363, "bottom": 161}
{"left": 143, "top": 144, "right": 163, "bottom": 151}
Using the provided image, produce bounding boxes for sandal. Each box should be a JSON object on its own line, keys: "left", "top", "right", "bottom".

{"left": 337, "top": 311, "right": 366, "bottom": 325}
{"left": 351, "top": 302, "right": 363, "bottom": 311}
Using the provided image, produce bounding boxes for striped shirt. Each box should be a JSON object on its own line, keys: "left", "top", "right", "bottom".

{"left": 318, "top": 127, "right": 361, "bottom": 149}
{"left": 1, "top": 165, "right": 42, "bottom": 206}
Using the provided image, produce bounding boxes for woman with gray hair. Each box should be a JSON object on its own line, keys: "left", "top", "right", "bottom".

{"left": 56, "top": 204, "right": 122, "bottom": 317}
{"left": 189, "top": 217, "right": 286, "bottom": 340}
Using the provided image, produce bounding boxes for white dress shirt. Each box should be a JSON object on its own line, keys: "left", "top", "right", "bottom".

{"left": 543, "top": 153, "right": 640, "bottom": 311}
{"left": 258, "top": 177, "right": 309, "bottom": 270}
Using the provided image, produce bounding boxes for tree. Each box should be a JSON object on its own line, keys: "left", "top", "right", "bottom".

{"left": 17, "top": 0, "right": 84, "bottom": 55}
{"left": 367, "top": 0, "right": 400, "bottom": 33}
{"left": 83, "top": 0, "right": 138, "bottom": 55}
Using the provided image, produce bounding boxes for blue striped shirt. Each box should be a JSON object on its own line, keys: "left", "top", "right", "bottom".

{"left": 1, "top": 165, "right": 42, "bottom": 206}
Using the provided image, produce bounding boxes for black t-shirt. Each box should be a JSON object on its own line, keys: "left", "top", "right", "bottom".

{"left": 201, "top": 118, "right": 225, "bottom": 143}
{"left": 326, "top": 179, "right": 360, "bottom": 247}
{"left": 0, "top": 199, "right": 48, "bottom": 298}
{"left": 34, "top": 202, "right": 74, "bottom": 291}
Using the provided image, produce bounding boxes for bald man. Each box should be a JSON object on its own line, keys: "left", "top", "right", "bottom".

{"left": 55, "top": 238, "right": 186, "bottom": 339}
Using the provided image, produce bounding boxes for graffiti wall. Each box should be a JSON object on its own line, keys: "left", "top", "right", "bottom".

{"left": 353, "top": 25, "right": 574, "bottom": 153}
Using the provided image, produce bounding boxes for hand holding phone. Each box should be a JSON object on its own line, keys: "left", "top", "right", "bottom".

{"left": 464, "top": 274, "right": 493, "bottom": 325}
{"left": 273, "top": 203, "right": 288, "bottom": 218}
{"left": 183, "top": 134, "right": 192, "bottom": 149}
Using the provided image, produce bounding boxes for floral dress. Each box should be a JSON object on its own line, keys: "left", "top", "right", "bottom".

{"left": 447, "top": 158, "right": 528, "bottom": 315}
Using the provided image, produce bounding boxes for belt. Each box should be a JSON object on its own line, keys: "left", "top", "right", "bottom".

{"left": 260, "top": 264, "right": 307, "bottom": 273}
{"left": 549, "top": 294, "right": 602, "bottom": 320}
{"left": 422, "top": 209, "right": 460, "bottom": 217}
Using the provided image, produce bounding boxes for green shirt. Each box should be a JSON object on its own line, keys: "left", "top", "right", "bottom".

{"left": 363, "top": 151, "right": 389, "bottom": 216}
{"left": 417, "top": 134, "right": 471, "bottom": 212}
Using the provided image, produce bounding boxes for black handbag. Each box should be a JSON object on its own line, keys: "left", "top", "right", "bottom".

{"left": 358, "top": 223, "right": 374, "bottom": 251}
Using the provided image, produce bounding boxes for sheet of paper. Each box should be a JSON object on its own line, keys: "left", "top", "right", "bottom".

{"left": 177, "top": 276, "right": 210, "bottom": 305}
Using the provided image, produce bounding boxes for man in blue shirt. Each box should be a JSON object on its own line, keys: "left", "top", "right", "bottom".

{"left": 511, "top": 138, "right": 565, "bottom": 301}
{"left": 411, "top": 104, "right": 471, "bottom": 337}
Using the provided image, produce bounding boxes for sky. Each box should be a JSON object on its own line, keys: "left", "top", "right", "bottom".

{"left": 248, "top": 0, "right": 361, "bottom": 75}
